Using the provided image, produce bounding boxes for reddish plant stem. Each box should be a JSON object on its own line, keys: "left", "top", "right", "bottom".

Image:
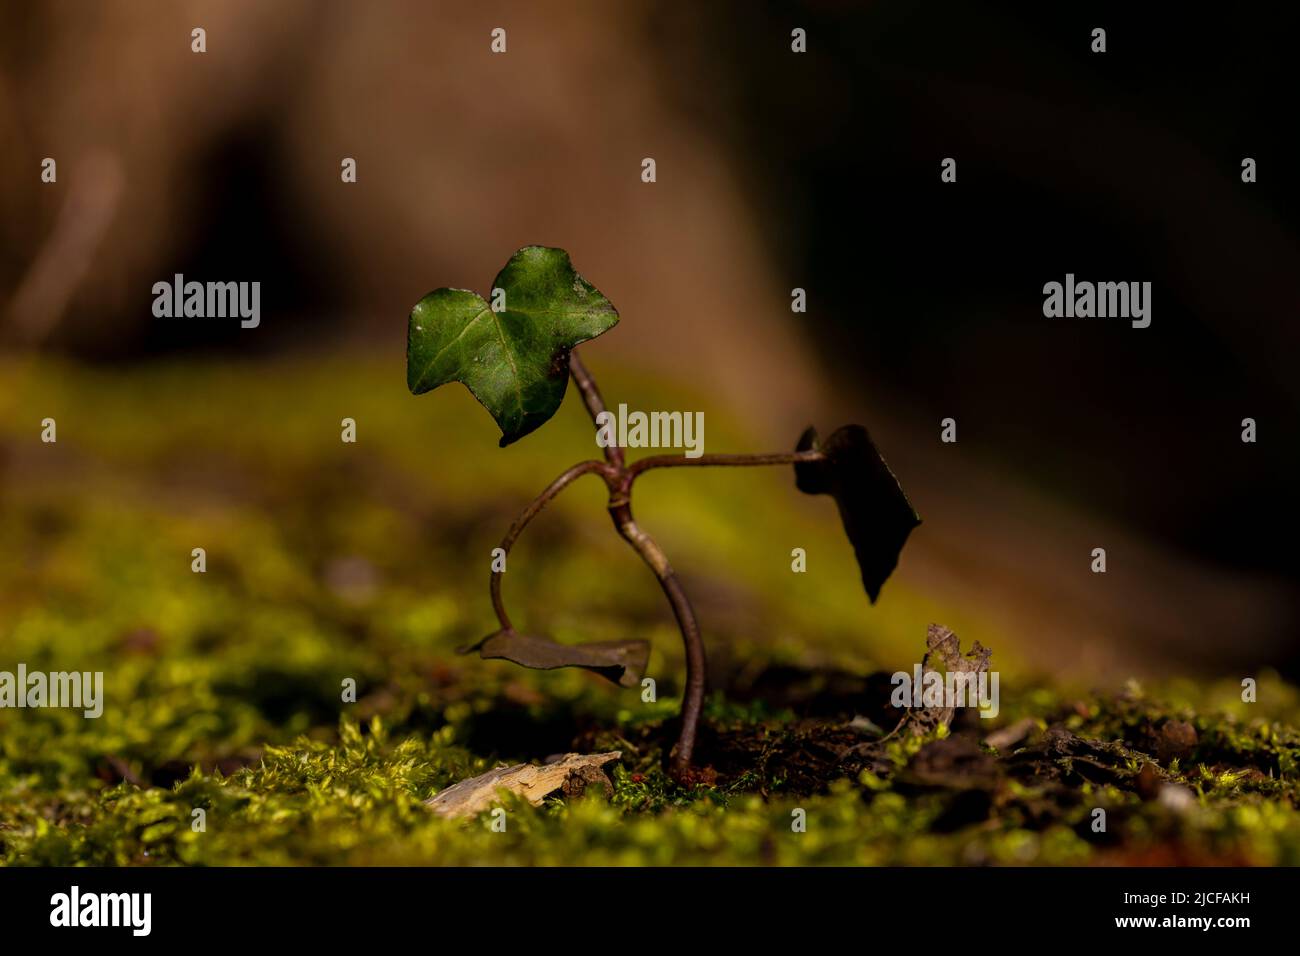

{"left": 604, "top": 476, "right": 707, "bottom": 774}
{"left": 568, "top": 351, "right": 623, "bottom": 469}
{"left": 493, "top": 348, "right": 825, "bottom": 777}
{"left": 569, "top": 352, "right": 707, "bottom": 773}
{"left": 627, "top": 450, "right": 823, "bottom": 480}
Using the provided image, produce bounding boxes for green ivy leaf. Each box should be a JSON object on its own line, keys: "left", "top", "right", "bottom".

{"left": 406, "top": 246, "right": 619, "bottom": 446}
{"left": 795, "top": 425, "right": 920, "bottom": 603}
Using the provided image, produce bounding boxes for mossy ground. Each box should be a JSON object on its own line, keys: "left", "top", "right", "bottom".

{"left": 2, "top": 355, "right": 1298, "bottom": 865}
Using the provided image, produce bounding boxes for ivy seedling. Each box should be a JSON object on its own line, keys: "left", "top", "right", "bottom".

{"left": 407, "top": 246, "right": 920, "bottom": 777}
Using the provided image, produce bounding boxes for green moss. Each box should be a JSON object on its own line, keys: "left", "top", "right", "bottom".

{"left": 5, "top": 678, "right": 1298, "bottom": 866}
{"left": 1, "top": 356, "right": 1299, "bottom": 865}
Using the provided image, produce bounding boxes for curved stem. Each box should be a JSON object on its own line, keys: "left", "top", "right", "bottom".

{"left": 490, "top": 460, "right": 609, "bottom": 631}
{"left": 606, "top": 492, "right": 705, "bottom": 775}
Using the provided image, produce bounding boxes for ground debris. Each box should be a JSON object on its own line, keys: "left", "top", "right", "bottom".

{"left": 983, "top": 717, "right": 1038, "bottom": 752}
{"left": 1156, "top": 719, "right": 1198, "bottom": 763}
{"left": 897, "top": 736, "right": 1000, "bottom": 792}
{"left": 425, "top": 751, "right": 620, "bottom": 818}
{"left": 1005, "top": 725, "right": 1148, "bottom": 787}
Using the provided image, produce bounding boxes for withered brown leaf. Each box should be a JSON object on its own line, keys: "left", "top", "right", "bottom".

{"left": 460, "top": 628, "right": 649, "bottom": 688}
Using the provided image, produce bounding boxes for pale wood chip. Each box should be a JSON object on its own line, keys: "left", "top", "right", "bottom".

{"left": 425, "top": 752, "right": 621, "bottom": 818}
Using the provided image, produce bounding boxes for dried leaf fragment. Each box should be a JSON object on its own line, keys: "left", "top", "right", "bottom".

{"left": 425, "top": 751, "right": 622, "bottom": 818}
{"left": 906, "top": 623, "right": 993, "bottom": 735}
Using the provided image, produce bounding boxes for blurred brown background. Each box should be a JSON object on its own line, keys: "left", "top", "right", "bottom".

{"left": 2, "top": 0, "right": 1297, "bottom": 680}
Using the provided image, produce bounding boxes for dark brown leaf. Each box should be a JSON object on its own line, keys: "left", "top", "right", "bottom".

{"left": 795, "top": 424, "right": 920, "bottom": 602}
